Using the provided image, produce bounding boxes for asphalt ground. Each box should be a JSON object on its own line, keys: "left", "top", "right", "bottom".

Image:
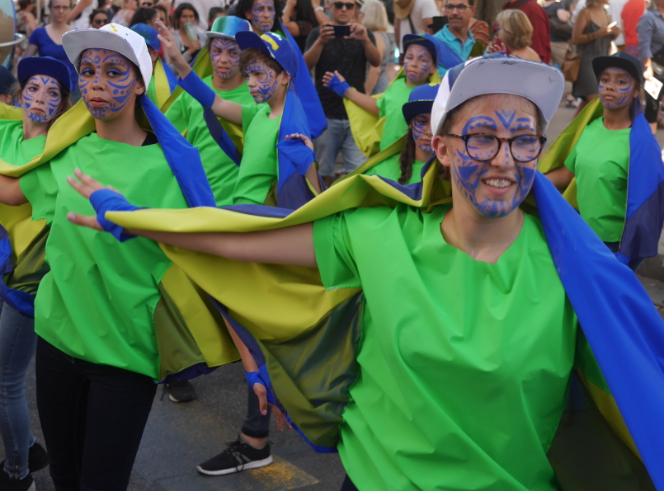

{"left": 11, "top": 93, "right": 664, "bottom": 491}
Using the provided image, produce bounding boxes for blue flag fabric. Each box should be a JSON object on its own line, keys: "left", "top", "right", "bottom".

{"left": 0, "top": 227, "right": 36, "bottom": 317}
{"left": 617, "top": 101, "right": 664, "bottom": 265}
{"left": 280, "top": 22, "right": 327, "bottom": 139}
{"left": 163, "top": 61, "right": 179, "bottom": 93}
{"left": 426, "top": 33, "right": 464, "bottom": 71}
{"left": 139, "top": 94, "right": 216, "bottom": 208}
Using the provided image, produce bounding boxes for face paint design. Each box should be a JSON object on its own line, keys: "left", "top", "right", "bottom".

{"left": 403, "top": 45, "right": 433, "bottom": 84}
{"left": 250, "top": 0, "right": 275, "bottom": 34}
{"left": 21, "top": 75, "right": 62, "bottom": 124}
{"left": 598, "top": 67, "right": 636, "bottom": 110}
{"left": 210, "top": 38, "right": 241, "bottom": 80}
{"left": 411, "top": 114, "right": 432, "bottom": 153}
{"left": 449, "top": 110, "right": 538, "bottom": 218}
{"left": 79, "top": 48, "right": 137, "bottom": 119}
{"left": 244, "top": 61, "right": 279, "bottom": 103}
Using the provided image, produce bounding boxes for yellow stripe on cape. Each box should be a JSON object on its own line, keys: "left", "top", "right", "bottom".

{"left": 537, "top": 97, "right": 604, "bottom": 210}
{"left": 0, "top": 103, "right": 23, "bottom": 121}
{"left": 152, "top": 58, "right": 173, "bottom": 111}
{"left": 343, "top": 69, "right": 441, "bottom": 159}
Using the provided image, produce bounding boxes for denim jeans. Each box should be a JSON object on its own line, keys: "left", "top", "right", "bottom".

{"left": 35, "top": 337, "right": 156, "bottom": 491}
{"left": 314, "top": 118, "right": 367, "bottom": 176}
{"left": 0, "top": 303, "right": 37, "bottom": 480}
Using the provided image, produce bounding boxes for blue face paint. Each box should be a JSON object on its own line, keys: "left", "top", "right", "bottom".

{"left": 250, "top": 0, "right": 275, "bottom": 34}
{"left": 411, "top": 114, "right": 432, "bottom": 154}
{"left": 21, "top": 75, "right": 62, "bottom": 124}
{"left": 210, "top": 38, "right": 241, "bottom": 80}
{"left": 79, "top": 48, "right": 138, "bottom": 119}
{"left": 244, "top": 61, "right": 279, "bottom": 103}
{"left": 449, "top": 111, "right": 538, "bottom": 218}
{"left": 598, "top": 67, "right": 635, "bottom": 110}
{"left": 403, "top": 45, "right": 433, "bottom": 84}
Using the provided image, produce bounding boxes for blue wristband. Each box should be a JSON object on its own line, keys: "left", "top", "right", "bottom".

{"left": 179, "top": 70, "right": 216, "bottom": 108}
{"left": 326, "top": 74, "right": 351, "bottom": 97}
{"left": 245, "top": 364, "right": 274, "bottom": 404}
{"left": 89, "top": 189, "right": 142, "bottom": 242}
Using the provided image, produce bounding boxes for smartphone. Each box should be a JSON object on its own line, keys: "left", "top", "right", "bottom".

{"left": 184, "top": 22, "right": 198, "bottom": 41}
{"left": 428, "top": 16, "right": 448, "bottom": 34}
{"left": 330, "top": 24, "right": 351, "bottom": 37}
{"left": 607, "top": 21, "right": 618, "bottom": 29}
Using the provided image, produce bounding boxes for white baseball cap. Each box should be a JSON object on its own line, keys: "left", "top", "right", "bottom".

{"left": 431, "top": 56, "right": 564, "bottom": 135}
{"left": 62, "top": 23, "right": 153, "bottom": 89}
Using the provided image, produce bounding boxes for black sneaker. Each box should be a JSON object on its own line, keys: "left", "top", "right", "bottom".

{"left": 197, "top": 436, "right": 273, "bottom": 476}
{"left": 0, "top": 442, "right": 49, "bottom": 479}
{"left": 164, "top": 380, "right": 196, "bottom": 403}
{"left": 0, "top": 469, "right": 35, "bottom": 491}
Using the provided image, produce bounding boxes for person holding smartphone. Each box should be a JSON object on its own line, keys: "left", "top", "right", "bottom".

{"left": 303, "top": 0, "right": 381, "bottom": 185}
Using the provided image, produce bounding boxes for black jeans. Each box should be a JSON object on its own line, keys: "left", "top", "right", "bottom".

{"left": 241, "top": 385, "right": 271, "bottom": 439}
{"left": 35, "top": 337, "right": 157, "bottom": 491}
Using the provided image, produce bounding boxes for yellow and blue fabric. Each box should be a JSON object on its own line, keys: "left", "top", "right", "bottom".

{"left": 101, "top": 158, "right": 664, "bottom": 486}
{"left": 538, "top": 97, "right": 664, "bottom": 267}
{"left": 131, "top": 24, "right": 178, "bottom": 110}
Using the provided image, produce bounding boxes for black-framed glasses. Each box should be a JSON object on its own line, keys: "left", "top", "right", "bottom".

{"left": 332, "top": 2, "right": 355, "bottom": 9}
{"left": 446, "top": 133, "right": 546, "bottom": 162}
{"left": 445, "top": 4, "right": 470, "bottom": 11}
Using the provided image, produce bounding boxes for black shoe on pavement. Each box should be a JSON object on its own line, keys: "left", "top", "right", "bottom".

{"left": 164, "top": 380, "right": 196, "bottom": 403}
{"left": 0, "top": 469, "right": 35, "bottom": 491}
{"left": 197, "top": 436, "right": 273, "bottom": 476}
{"left": 27, "top": 442, "right": 48, "bottom": 473}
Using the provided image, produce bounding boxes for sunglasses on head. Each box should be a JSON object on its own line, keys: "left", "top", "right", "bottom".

{"left": 332, "top": 2, "right": 355, "bottom": 9}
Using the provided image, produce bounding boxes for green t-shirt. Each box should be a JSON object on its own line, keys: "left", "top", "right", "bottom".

{"left": 377, "top": 79, "right": 414, "bottom": 151}
{"left": 366, "top": 154, "right": 426, "bottom": 184}
{"left": 20, "top": 133, "right": 189, "bottom": 379}
{"left": 0, "top": 120, "right": 46, "bottom": 165}
{"left": 166, "top": 77, "right": 255, "bottom": 206}
{"left": 232, "top": 104, "right": 281, "bottom": 206}
{"left": 564, "top": 117, "right": 630, "bottom": 243}
{"left": 313, "top": 204, "right": 578, "bottom": 490}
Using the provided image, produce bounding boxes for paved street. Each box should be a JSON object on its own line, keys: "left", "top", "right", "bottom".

{"left": 9, "top": 95, "right": 664, "bottom": 491}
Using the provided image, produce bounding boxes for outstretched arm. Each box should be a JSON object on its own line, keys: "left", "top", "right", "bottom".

{"left": 0, "top": 176, "right": 27, "bottom": 206}
{"left": 323, "top": 71, "right": 379, "bottom": 116}
{"left": 156, "top": 20, "right": 243, "bottom": 125}
{"left": 66, "top": 169, "right": 317, "bottom": 268}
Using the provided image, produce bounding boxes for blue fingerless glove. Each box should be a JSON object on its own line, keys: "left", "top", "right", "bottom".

{"left": 89, "top": 189, "right": 142, "bottom": 242}
{"left": 245, "top": 364, "right": 274, "bottom": 404}
{"left": 179, "top": 70, "right": 216, "bottom": 108}
{"left": 326, "top": 74, "right": 351, "bottom": 97}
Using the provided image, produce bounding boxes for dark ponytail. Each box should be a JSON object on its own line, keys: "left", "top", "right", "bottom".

{"left": 398, "top": 125, "right": 417, "bottom": 185}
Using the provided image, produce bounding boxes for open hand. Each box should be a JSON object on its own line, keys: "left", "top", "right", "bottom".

{"left": 66, "top": 169, "right": 115, "bottom": 231}
{"left": 253, "top": 383, "right": 292, "bottom": 432}
{"left": 322, "top": 70, "right": 345, "bottom": 87}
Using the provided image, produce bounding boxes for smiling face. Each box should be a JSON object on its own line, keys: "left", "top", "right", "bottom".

{"left": 598, "top": 67, "right": 639, "bottom": 111}
{"left": 434, "top": 94, "right": 541, "bottom": 218}
{"left": 246, "top": 0, "right": 275, "bottom": 34}
{"left": 244, "top": 59, "right": 280, "bottom": 102}
{"left": 20, "top": 75, "right": 63, "bottom": 124}
{"left": 78, "top": 49, "right": 144, "bottom": 121}
{"left": 403, "top": 44, "right": 435, "bottom": 85}
{"left": 210, "top": 37, "right": 241, "bottom": 80}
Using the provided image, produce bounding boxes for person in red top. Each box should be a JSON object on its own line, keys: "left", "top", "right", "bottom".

{"left": 622, "top": 0, "right": 645, "bottom": 56}
{"left": 502, "top": 0, "right": 551, "bottom": 63}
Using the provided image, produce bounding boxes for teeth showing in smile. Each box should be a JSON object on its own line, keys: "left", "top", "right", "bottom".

{"left": 484, "top": 179, "right": 512, "bottom": 188}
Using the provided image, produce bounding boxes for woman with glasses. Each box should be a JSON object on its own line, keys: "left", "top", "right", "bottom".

{"left": 66, "top": 56, "right": 664, "bottom": 490}
{"left": 543, "top": 52, "right": 663, "bottom": 270}
{"left": 89, "top": 8, "right": 110, "bottom": 27}
{"left": 23, "top": 0, "right": 77, "bottom": 97}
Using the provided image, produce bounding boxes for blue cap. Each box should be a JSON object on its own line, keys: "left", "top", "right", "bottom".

{"left": 235, "top": 31, "right": 298, "bottom": 79}
{"left": 402, "top": 83, "right": 439, "bottom": 120}
{"left": 207, "top": 16, "right": 252, "bottom": 40}
{"left": 592, "top": 51, "right": 644, "bottom": 86}
{"left": 131, "top": 23, "right": 161, "bottom": 52}
{"left": 0, "top": 66, "right": 17, "bottom": 95}
{"left": 17, "top": 56, "right": 72, "bottom": 92}
{"left": 403, "top": 34, "right": 437, "bottom": 61}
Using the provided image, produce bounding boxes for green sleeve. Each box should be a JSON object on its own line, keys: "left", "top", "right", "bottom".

{"left": 164, "top": 92, "right": 189, "bottom": 134}
{"left": 564, "top": 141, "right": 578, "bottom": 174}
{"left": 242, "top": 104, "right": 263, "bottom": 135}
{"left": 19, "top": 164, "right": 58, "bottom": 225}
{"left": 313, "top": 213, "right": 361, "bottom": 291}
{"left": 376, "top": 93, "right": 387, "bottom": 119}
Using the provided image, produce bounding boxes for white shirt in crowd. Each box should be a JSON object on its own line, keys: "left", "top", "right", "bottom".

{"left": 608, "top": 0, "right": 629, "bottom": 45}
{"left": 398, "top": 0, "right": 439, "bottom": 49}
